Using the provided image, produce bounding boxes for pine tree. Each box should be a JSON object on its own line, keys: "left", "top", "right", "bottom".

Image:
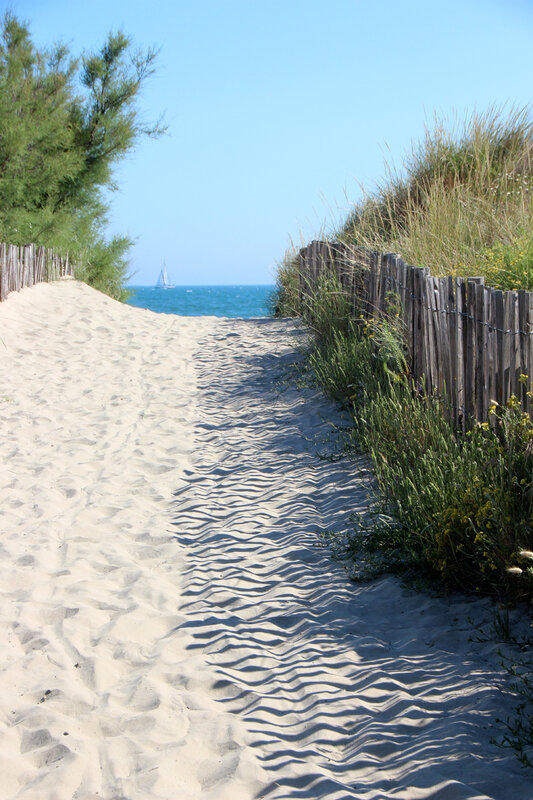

{"left": 0, "top": 13, "right": 163, "bottom": 299}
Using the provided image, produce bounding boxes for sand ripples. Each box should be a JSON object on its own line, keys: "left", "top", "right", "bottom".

{"left": 173, "top": 318, "right": 531, "bottom": 800}
{"left": 0, "top": 284, "right": 530, "bottom": 799}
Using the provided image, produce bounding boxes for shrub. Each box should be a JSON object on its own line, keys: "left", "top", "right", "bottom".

{"left": 358, "top": 388, "right": 533, "bottom": 600}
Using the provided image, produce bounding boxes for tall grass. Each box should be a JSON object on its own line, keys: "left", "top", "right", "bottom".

{"left": 271, "top": 249, "right": 301, "bottom": 317}
{"left": 336, "top": 106, "right": 532, "bottom": 290}
{"left": 272, "top": 106, "right": 532, "bottom": 314}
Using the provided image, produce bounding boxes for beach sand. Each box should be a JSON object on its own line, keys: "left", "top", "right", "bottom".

{"left": 0, "top": 279, "right": 530, "bottom": 799}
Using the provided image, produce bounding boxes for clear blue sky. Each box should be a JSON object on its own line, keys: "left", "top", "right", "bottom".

{"left": 8, "top": 0, "right": 533, "bottom": 285}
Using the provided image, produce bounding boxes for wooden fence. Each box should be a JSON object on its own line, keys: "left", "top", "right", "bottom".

{"left": 299, "top": 240, "right": 533, "bottom": 427}
{"left": 0, "top": 243, "right": 74, "bottom": 302}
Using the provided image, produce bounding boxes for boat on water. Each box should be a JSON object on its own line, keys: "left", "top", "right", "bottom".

{"left": 156, "top": 263, "right": 175, "bottom": 289}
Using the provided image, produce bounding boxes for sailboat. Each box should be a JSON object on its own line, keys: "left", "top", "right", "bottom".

{"left": 156, "top": 262, "right": 175, "bottom": 289}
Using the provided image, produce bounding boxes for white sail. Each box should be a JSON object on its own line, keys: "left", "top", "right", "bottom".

{"left": 156, "top": 263, "right": 174, "bottom": 288}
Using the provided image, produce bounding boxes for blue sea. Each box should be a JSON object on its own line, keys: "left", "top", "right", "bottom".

{"left": 126, "top": 285, "right": 275, "bottom": 318}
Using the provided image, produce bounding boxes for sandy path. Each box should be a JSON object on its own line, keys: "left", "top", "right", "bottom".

{"left": 0, "top": 281, "right": 530, "bottom": 799}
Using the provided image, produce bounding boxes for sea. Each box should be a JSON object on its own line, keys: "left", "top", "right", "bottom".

{"left": 126, "top": 285, "right": 275, "bottom": 318}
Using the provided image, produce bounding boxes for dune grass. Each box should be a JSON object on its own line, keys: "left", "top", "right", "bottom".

{"left": 337, "top": 106, "right": 532, "bottom": 290}
{"left": 273, "top": 106, "right": 532, "bottom": 316}
{"left": 269, "top": 248, "right": 301, "bottom": 317}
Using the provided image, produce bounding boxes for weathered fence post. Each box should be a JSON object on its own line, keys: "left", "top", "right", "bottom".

{"left": 295, "top": 240, "right": 532, "bottom": 424}
{"left": 0, "top": 242, "right": 74, "bottom": 303}
{"left": 0, "top": 243, "right": 7, "bottom": 301}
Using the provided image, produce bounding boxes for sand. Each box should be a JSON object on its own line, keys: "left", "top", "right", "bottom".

{"left": 0, "top": 279, "right": 531, "bottom": 800}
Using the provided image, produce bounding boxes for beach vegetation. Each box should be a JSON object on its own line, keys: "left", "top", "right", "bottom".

{"left": 276, "top": 106, "right": 533, "bottom": 767}
{"left": 302, "top": 279, "right": 533, "bottom": 603}
{"left": 498, "top": 649, "right": 533, "bottom": 768}
{"left": 272, "top": 106, "right": 532, "bottom": 316}
{"left": 271, "top": 249, "right": 301, "bottom": 317}
{"left": 274, "top": 106, "right": 533, "bottom": 605}
{"left": 0, "top": 13, "right": 164, "bottom": 300}
{"left": 337, "top": 106, "right": 532, "bottom": 290}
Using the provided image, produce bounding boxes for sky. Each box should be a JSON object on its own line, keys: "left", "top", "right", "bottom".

{"left": 6, "top": 0, "right": 533, "bottom": 285}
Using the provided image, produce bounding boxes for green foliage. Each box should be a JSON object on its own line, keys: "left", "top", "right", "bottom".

{"left": 478, "top": 233, "right": 533, "bottom": 290}
{"left": 304, "top": 280, "right": 533, "bottom": 603}
{"left": 306, "top": 286, "right": 408, "bottom": 405}
{"left": 72, "top": 31, "right": 163, "bottom": 197}
{"left": 274, "top": 106, "right": 533, "bottom": 598}
{"left": 0, "top": 15, "right": 81, "bottom": 243}
{"left": 308, "top": 321, "right": 377, "bottom": 405}
{"left": 271, "top": 250, "right": 301, "bottom": 317}
{"left": 302, "top": 271, "right": 352, "bottom": 345}
{"left": 359, "top": 293, "right": 408, "bottom": 378}
{"left": 0, "top": 13, "right": 163, "bottom": 299}
{"left": 498, "top": 649, "right": 533, "bottom": 768}
{"left": 74, "top": 234, "right": 133, "bottom": 302}
{"left": 357, "top": 387, "right": 533, "bottom": 600}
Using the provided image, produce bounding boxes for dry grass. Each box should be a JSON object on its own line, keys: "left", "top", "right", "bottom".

{"left": 336, "top": 106, "right": 532, "bottom": 288}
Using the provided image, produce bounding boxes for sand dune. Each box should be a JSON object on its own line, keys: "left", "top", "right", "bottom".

{"left": 0, "top": 280, "right": 530, "bottom": 799}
